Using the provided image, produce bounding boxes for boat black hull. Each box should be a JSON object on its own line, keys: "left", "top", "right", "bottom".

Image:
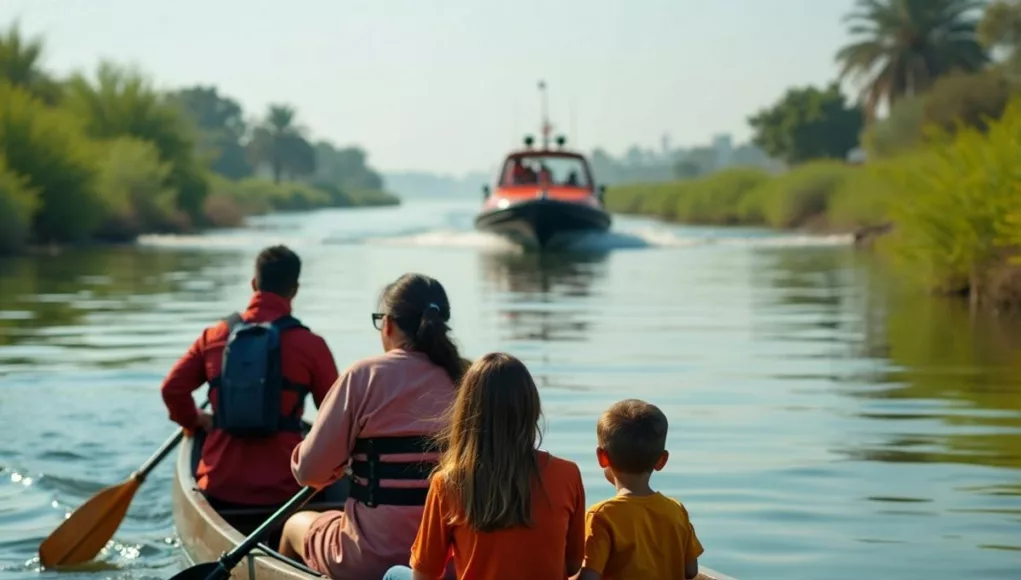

{"left": 474, "top": 199, "right": 612, "bottom": 248}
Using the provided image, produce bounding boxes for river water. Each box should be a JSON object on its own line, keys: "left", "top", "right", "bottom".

{"left": 1, "top": 199, "right": 1019, "bottom": 580}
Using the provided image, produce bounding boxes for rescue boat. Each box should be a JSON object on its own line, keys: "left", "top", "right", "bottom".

{"left": 474, "top": 134, "right": 612, "bottom": 249}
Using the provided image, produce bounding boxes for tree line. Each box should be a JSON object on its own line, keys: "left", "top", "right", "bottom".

{"left": 606, "top": 0, "right": 1021, "bottom": 309}
{"left": 747, "top": 0, "right": 1016, "bottom": 165}
{"left": 0, "top": 23, "right": 396, "bottom": 255}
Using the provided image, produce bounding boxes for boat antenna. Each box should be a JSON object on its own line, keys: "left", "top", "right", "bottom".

{"left": 569, "top": 97, "right": 576, "bottom": 150}
{"left": 538, "top": 79, "right": 550, "bottom": 149}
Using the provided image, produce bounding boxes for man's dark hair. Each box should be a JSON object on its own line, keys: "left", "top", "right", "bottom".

{"left": 254, "top": 245, "right": 301, "bottom": 295}
{"left": 597, "top": 399, "right": 669, "bottom": 474}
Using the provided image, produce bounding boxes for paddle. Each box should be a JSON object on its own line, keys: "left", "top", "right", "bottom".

{"left": 38, "top": 401, "right": 211, "bottom": 568}
{"left": 169, "top": 485, "right": 318, "bottom": 580}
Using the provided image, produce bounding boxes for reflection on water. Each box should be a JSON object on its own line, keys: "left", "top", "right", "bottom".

{"left": 478, "top": 248, "right": 609, "bottom": 344}
{"left": 0, "top": 248, "right": 244, "bottom": 375}
{"left": 1, "top": 205, "right": 1020, "bottom": 580}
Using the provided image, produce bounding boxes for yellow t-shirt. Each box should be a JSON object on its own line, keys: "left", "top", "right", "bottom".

{"left": 582, "top": 492, "right": 704, "bottom": 579}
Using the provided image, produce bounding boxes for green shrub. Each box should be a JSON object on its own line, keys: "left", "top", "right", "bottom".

{"left": 826, "top": 163, "right": 894, "bottom": 230}
{"left": 0, "top": 81, "right": 104, "bottom": 242}
{"left": 202, "top": 191, "right": 246, "bottom": 228}
{"left": 860, "top": 96, "right": 926, "bottom": 159}
{"left": 743, "top": 161, "right": 853, "bottom": 228}
{"left": 862, "top": 69, "right": 1018, "bottom": 161}
{"left": 605, "top": 168, "right": 771, "bottom": 225}
{"left": 0, "top": 155, "right": 39, "bottom": 254}
{"left": 62, "top": 62, "right": 210, "bottom": 220}
{"left": 94, "top": 137, "right": 181, "bottom": 240}
{"left": 877, "top": 96, "right": 1021, "bottom": 300}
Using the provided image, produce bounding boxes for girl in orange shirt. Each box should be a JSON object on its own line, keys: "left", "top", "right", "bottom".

{"left": 382, "top": 352, "right": 586, "bottom": 580}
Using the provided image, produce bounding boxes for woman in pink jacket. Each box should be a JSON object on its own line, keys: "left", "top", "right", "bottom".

{"left": 277, "top": 273, "right": 466, "bottom": 580}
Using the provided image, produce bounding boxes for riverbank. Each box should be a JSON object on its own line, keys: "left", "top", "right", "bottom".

{"left": 0, "top": 25, "right": 397, "bottom": 257}
{"left": 604, "top": 98, "right": 1021, "bottom": 309}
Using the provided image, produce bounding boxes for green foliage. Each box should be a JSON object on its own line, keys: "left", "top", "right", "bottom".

{"left": 63, "top": 62, "right": 209, "bottom": 221}
{"left": 862, "top": 68, "right": 1017, "bottom": 159}
{"left": 607, "top": 161, "right": 894, "bottom": 233}
{"left": 836, "top": 0, "right": 988, "bottom": 119}
{"left": 167, "top": 85, "right": 253, "bottom": 179}
{"left": 860, "top": 96, "right": 926, "bottom": 158}
{"left": 311, "top": 142, "right": 384, "bottom": 190}
{"left": 0, "top": 81, "right": 104, "bottom": 242}
{"left": 876, "top": 96, "right": 1021, "bottom": 299}
{"left": 605, "top": 168, "right": 771, "bottom": 225}
{"left": 740, "top": 161, "right": 853, "bottom": 228}
{"left": 978, "top": 0, "right": 1021, "bottom": 73}
{"left": 748, "top": 82, "right": 864, "bottom": 165}
{"left": 0, "top": 22, "right": 62, "bottom": 105}
{"left": 921, "top": 69, "right": 1015, "bottom": 132}
{"left": 0, "top": 154, "right": 39, "bottom": 254}
{"left": 94, "top": 137, "right": 181, "bottom": 240}
{"left": 247, "top": 104, "right": 316, "bottom": 184}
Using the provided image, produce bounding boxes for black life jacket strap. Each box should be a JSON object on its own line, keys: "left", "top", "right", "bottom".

{"left": 349, "top": 435, "right": 443, "bottom": 508}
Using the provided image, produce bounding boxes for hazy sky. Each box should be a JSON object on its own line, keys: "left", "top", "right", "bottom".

{"left": 1, "top": 0, "right": 856, "bottom": 175}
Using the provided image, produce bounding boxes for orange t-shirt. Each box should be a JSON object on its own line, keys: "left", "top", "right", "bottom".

{"left": 581, "top": 492, "right": 704, "bottom": 579}
{"left": 409, "top": 451, "right": 586, "bottom": 580}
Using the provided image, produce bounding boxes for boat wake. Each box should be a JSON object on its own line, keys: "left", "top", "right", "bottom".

{"left": 362, "top": 227, "right": 854, "bottom": 252}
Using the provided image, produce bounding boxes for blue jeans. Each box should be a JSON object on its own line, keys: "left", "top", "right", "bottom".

{"left": 382, "top": 565, "right": 414, "bottom": 580}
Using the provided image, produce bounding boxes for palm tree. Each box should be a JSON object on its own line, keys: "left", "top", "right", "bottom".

{"left": 0, "top": 22, "right": 62, "bottom": 104}
{"left": 247, "top": 105, "right": 316, "bottom": 183}
{"left": 836, "top": 0, "right": 988, "bottom": 121}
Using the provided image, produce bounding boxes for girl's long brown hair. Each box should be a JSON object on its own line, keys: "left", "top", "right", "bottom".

{"left": 435, "top": 352, "right": 543, "bottom": 532}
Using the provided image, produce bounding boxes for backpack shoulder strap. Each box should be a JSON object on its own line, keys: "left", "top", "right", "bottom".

{"left": 273, "top": 315, "right": 307, "bottom": 332}
{"left": 222, "top": 311, "right": 244, "bottom": 331}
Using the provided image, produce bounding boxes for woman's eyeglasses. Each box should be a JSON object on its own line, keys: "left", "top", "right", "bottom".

{"left": 371, "top": 313, "right": 385, "bottom": 330}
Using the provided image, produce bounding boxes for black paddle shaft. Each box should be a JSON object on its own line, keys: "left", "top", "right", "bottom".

{"left": 134, "top": 400, "right": 211, "bottom": 483}
{"left": 199, "top": 486, "right": 318, "bottom": 580}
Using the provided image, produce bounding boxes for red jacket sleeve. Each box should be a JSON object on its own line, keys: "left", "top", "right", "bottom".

{"left": 160, "top": 331, "right": 208, "bottom": 431}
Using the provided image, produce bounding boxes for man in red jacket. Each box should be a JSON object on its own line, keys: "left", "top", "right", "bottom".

{"left": 161, "top": 245, "right": 339, "bottom": 509}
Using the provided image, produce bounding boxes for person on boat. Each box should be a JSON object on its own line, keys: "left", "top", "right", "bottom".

{"left": 160, "top": 245, "right": 339, "bottom": 511}
{"left": 576, "top": 399, "right": 704, "bottom": 580}
{"left": 382, "top": 352, "right": 586, "bottom": 580}
{"left": 537, "top": 162, "right": 553, "bottom": 185}
{"left": 277, "top": 273, "right": 467, "bottom": 580}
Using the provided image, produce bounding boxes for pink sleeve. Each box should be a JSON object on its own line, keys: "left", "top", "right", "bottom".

{"left": 291, "top": 366, "right": 363, "bottom": 488}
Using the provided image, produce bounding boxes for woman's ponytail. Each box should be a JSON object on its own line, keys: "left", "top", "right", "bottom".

{"left": 380, "top": 275, "right": 466, "bottom": 385}
{"left": 416, "top": 304, "right": 465, "bottom": 384}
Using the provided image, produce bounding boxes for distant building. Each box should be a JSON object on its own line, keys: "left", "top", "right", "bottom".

{"left": 712, "top": 134, "right": 733, "bottom": 168}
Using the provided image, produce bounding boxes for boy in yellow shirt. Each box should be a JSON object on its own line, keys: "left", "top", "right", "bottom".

{"left": 577, "top": 399, "right": 704, "bottom": 580}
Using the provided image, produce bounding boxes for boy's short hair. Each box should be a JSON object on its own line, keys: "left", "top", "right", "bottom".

{"left": 597, "top": 399, "right": 669, "bottom": 474}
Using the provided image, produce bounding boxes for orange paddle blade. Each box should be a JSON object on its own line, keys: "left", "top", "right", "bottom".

{"left": 38, "top": 477, "right": 140, "bottom": 568}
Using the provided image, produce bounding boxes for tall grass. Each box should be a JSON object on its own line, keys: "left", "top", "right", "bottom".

{"left": 877, "top": 97, "right": 1021, "bottom": 304}
{"left": 605, "top": 162, "right": 890, "bottom": 231}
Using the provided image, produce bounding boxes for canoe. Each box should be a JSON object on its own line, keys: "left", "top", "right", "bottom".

{"left": 172, "top": 428, "right": 737, "bottom": 580}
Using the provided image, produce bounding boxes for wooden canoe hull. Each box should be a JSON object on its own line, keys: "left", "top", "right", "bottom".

{"left": 171, "top": 431, "right": 737, "bottom": 580}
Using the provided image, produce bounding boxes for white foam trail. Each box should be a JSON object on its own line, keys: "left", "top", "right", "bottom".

{"left": 367, "top": 229, "right": 520, "bottom": 250}
{"left": 137, "top": 219, "right": 854, "bottom": 253}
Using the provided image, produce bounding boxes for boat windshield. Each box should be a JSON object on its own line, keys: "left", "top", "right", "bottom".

{"left": 500, "top": 154, "right": 592, "bottom": 188}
